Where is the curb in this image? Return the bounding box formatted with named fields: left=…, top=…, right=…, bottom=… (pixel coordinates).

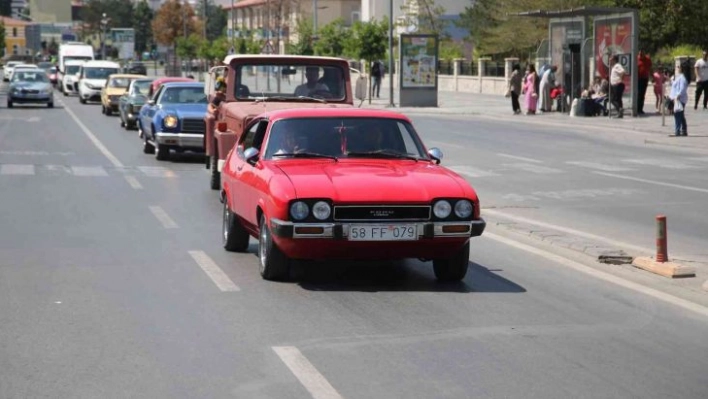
left=631, top=256, right=696, bottom=278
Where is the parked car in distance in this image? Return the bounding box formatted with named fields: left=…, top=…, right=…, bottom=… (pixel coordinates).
left=118, top=78, right=155, bottom=130
left=7, top=68, right=55, bottom=108
left=140, top=81, right=207, bottom=161
left=220, top=107, right=486, bottom=281
left=3, top=61, right=22, bottom=81
left=124, top=61, right=147, bottom=75
left=100, top=73, right=145, bottom=116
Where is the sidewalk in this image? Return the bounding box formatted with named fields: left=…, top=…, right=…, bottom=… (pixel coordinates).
left=358, top=89, right=708, bottom=151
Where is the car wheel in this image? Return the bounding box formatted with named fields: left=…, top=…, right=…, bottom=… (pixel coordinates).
left=210, top=153, right=220, bottom=190
left=155, top=142, right=169, bottom=161
left=47, top=102, right=54, bottom=108
left=433, top=241, right=470, bottom=282
left=120, top=115, right=125, bottom=128
left=80, top=97, right=86, bottom=104
left=142, top=134, right=155, bottom=154
left=137, top=121, right=143, bottom=138
left=63, top=90, right=68, bottom=97
left=106, top=107, right=112, bottom=116
left=7, top=100, right=13, bottom=108
left=223, top=200, right=249, bottom=252
left=258, top=214, right=290, bottom=281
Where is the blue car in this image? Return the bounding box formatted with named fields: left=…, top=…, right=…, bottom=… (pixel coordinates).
left=139, top=81, right=208, bottom=161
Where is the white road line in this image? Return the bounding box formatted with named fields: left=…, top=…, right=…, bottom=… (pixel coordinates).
left=62, top=102, right=124, bottom=168
left=565, top=161, right=635, bottom=172
left=71, top=166, right=108, bottom=176
left=0, top=164, right=35, bottom=175
left=621, top=158, right=700, bottom=170
left=504, top=163, right=563, bottom=174
left=497, top=153, right=543, bottom=163
left=486, top=232, right=708, bottom=318
left=124, top=176, right=143, bottom=189
left=272, top=346, right=345, bottom=399
left=137, top=166, right=177, bottom=178
left=594, top=172, right=708, bottom=194
left=149, top=206, right=179, bottom=229
left=187, top=250, right=240, bottom=292
left=483, top=208, right=652, bottom=254
left=448, top=165, right=498, bottom=178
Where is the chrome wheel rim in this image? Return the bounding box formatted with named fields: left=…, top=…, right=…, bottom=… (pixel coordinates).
left=222, top=203, right=228, bottom=244
left=259, top=219, right=267, bottom=270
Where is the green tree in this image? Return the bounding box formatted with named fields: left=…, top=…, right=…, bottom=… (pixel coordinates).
left=313, top=19, right=352, bottom=57
left=347, top=19, right=389, bottom=73
left=288, top=18, right=314, bottom=56
left=196, top=0, right=227, bottom=41
left=133, top=0, right=154, bottom=54
left=48, top=38, right=59, bottom=55
left=153, top=0, right=201, bottom=51
left=0, top=21, right=5, bottom=58
left=176, top=33, right=203, bottom=60
left=80, top=0, right=135, bottom=37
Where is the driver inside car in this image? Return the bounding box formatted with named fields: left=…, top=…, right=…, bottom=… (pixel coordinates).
left=269, top=127, right=308, bottom=156
left=294, top=66, right=329, bottom=97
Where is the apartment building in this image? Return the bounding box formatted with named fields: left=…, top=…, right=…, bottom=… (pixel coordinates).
left=1, top=16, right=31, bottom=57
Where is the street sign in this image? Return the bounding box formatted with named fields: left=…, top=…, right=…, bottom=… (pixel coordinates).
left=618, top=53, right=632, bottom=75
left=261, top=40, right=275, bottom=55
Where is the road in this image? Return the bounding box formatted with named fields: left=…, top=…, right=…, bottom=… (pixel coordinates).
left=1, top=84, right=707, bottom=398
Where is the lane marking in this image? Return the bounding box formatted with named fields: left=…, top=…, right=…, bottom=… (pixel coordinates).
left=621, top=158, right=700, bottom=170
left=187, top=250, right=240, bottom=292
left=504, top=163, right=563, bottom=174
left=497, top=153, right=543, bottom=163
left=483, top=208, right=652, bottom=254
left=428, top=140, right=464, bottom=149
left=594, top=172, right=708, bottom=194
left=272, top=346, right=345, bottom=399
left=0, top=164, right=35, bottom=175
left=486, top=232, right=708, bottom=318
left=138, top=166, right=177, bottom=178
left=565, top=161, right=635, bottom=172
left=62, top=101, right=124, bottom=168
left=71, top=166, right=108, bottom=176
left=149, top=206, right=179, bottom=229
left=448, top=165, right=498, bottom=178
left=124, top=175, right=143, bottom=189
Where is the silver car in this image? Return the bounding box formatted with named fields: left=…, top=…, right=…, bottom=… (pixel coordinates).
left=7, top=68, right=54, bottom=108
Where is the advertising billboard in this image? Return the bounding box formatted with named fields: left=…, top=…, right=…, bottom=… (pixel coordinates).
left=400, top=35, right=437, bottom=89
left=594, top=16, right=633, bottom=91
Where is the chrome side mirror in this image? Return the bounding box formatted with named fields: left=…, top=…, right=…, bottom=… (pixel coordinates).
left=243, top=147, right=260, bottom=165
left=428, top=147, right=443, bottom=164
left=147, top=99, right=155, bottom=106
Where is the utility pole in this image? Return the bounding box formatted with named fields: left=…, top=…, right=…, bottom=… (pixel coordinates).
left=231, top=0, right=235, bottom=49
left=388, top=0, right=395, bottom=107
left=312, top=0, right=317, bottom=55
left=101, top=13, right=110, bottom=60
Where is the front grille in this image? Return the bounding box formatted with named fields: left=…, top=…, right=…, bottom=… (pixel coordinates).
left=182, top=118, right=205, bottom=134
left=21, top=89, right=39, bottom=94
left=333, top=205, right=430, bottom=221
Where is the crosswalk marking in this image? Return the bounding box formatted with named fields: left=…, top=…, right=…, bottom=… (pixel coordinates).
left=71, top=166, right=109, bottom=176
left=448, top=165, right=499, bottom=178
left=137, top=166, right=178, bottom=178
left=565, top=161, right=635, bottom=172
left=0, top=164, right=35, bottom=175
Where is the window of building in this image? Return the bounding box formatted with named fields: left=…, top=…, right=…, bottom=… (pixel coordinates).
left=13, top=27, right=17, bottom=37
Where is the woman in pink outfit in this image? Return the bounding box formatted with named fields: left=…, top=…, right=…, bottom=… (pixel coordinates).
left=653, top=68, right=666, bottom=112
left=523, top=64, right=538, bottom=114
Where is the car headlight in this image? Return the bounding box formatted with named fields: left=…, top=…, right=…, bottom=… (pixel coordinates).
left=290, top=201, right=309, bottom=221
left=433, top=200, right=452, bottom=219
left=454, top=200, right=473, bottom=219
left=163, top=115, right=178, bottom=129
left=311, top=201, right=331, bottom=220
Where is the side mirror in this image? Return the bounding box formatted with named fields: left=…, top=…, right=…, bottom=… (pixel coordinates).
left=217, top=121, right=227, bottom=132
left=243, top=147, right=259, bottom=165
left=147, top=100, right=155, bottom=106
left=427, top=147, right=443, bottom=164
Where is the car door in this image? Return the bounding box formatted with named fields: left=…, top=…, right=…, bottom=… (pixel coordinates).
left=118, top=80, right=132, bottom=117
left=229, top=119, right=265, bottom=222
left=142, top=86, right=164, bottom=138
left=240, top=120, right=270, bottom=225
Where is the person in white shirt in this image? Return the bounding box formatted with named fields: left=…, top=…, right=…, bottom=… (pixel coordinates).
left=693, top=50, right=708, bottom=110
left=609, top=55, right=626, bottom=118
left=294, top=66, right=329, bottom=97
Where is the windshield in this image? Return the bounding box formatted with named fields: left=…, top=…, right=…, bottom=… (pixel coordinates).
left=236, top=64, right=346, bottom=101
left=131, top=80, right=153, bottom=96
left=12, top=71, right=49, bottom=83
left=85, top=67, right=119, bottom=79
left=64, top=56, right=92, bottom=63
left=66, top=65, right=81, bottom=74
left=108, top=77, right=131, bottom=88
left=158, top=86, right=207, bottom=104
left=262, top=117, right=427, bottom=160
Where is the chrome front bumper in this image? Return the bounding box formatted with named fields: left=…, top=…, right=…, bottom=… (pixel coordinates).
left=155, top=132, right=204, bottom=149
left=270, top=219, right=486, bottom=239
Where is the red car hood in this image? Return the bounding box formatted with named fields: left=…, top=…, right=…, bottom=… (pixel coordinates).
left=274, top=160, right=474, bottom=203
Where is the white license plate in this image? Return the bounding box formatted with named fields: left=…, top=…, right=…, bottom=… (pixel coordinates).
left=348, top=224, right=418, bottom=241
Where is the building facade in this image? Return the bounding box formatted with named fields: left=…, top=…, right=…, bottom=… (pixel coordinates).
left=28, top=0, right=72, bottom=23
left=1, top=16, right=31, bottom=57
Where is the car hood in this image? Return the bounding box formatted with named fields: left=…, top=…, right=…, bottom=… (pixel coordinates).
left=10, top=81, right=51, bottom=91
left=274, top=160, right=474, bottom=202
left=162, top=103, right=208, bottom=118
left=105, top=87, right=126, bottom=96
left=82, top=79, right=106, bottom=87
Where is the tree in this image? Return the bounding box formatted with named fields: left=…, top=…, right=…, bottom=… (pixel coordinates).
left=314, top=19, right=352, bottom=57
left=48, top=38, right=59, bottom=56
left=347, top=19, right=389, bottom=73
left=133, top=0, right=154, bottom=54
left=0, top=21, right=5, bottom=58
left=176, top=33, right=202, bottom=61
left=399, top=0, right=448, bottom=37
left=288, top=18, right=314, bottom=56
left=0, top=0, right=11, bottom=17
left=196, top=0, right=227, bottom=41
left=80, top=0, right=135, bottom=37
left=152, top=0, right=201, bottom=51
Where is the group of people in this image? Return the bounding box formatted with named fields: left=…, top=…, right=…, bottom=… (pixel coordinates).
left=507, top=63, right=564, bottom=115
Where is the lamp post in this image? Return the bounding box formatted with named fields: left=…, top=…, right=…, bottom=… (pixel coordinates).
left=100, top=13, right=110, bottom=60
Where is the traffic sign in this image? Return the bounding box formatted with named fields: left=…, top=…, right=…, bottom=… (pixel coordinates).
left=618, top=53, right=632, bottom=75
left=261, top=40, right=275, bottom=55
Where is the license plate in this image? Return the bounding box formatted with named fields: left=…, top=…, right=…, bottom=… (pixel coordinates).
left=348, top=224, right=418, bottom=241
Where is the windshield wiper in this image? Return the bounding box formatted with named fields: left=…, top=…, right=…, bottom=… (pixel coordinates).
left=272, top=152, right=338, bottom=161
left=346, top=150, right=420, bottom=161
left=296, top=95, right=327, bottom=103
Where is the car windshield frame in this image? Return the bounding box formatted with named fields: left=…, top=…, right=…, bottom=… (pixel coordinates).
left=157, top=86, right=207, bottom=105
left=84, top=67, right=119, bottom=80
left=131, top=80, right=153, bottom=96
left=11, top=70, right=50, bottom=83
left=261, top=117, right=429, bottom=161
left=65, top=65, right=81, bottom=74
left=235, top=63, right=347, bottom=101
left=108, top=77, right=131, bottom=88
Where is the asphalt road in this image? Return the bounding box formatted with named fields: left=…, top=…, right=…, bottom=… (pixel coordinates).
left=1, top=84, right=707, bottom=398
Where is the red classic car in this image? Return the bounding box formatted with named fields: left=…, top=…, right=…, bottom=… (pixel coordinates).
left=221, top=107, right=485, bottom=281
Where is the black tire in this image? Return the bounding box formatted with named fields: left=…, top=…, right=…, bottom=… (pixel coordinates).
left=47, top=102, right=54, bottom=108
left=79, top=97, right=86, bottom=104
left=63, top=89, right=68, bottom=97
left=101, top=104, right=105, bottom=114
left=106, top=106, right=112, bottom=116
left=433, top=241, right=470, bottom=282
left=155, top=142, right=169, bottom=161
left=258, top=214, right=290, bottom=281
left=210, top=154, right=220, bottom=190
left=142, top=134, right=155, bottom=154
left=120, top=115, right=125, bottom=128
left=223, top=200, right=249, bottom=252
left=7, top=100, right=13, bottom=108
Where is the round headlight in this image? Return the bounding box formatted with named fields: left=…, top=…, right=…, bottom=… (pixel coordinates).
left=433, top=200, right=452, bottom=219
left=290, top=201, right=309, bottom=221
left=311, top=201, right=331, bottom=220
left=164, top=115, right=178, bottom=128
left=454, top=200, right=473, bottom=219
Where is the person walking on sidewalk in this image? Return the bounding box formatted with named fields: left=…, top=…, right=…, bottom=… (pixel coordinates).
left=522, top=64, right=538, bottom=115
left=609, top=55, right=626, bottom=118
left=539, top=65, right=557, bottom=112
left=507, top=63, right=522, bottom=114
left=694, top=50, right=708, bottom=110
left=637, top=50, right=652, bottom=114
left=670, top=61, right=689, bottom=136
left=371, top=60, right=383, bottom=99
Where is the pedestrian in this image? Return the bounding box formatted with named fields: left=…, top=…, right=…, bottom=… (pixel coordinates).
left=694, top=50, right=708, bottom=110
left=538, top=65, right=557, bottom=112
left=609, top=55, right=626, bottom=118
left=637, top=50, right=652, bottom=114
left=522, top=64, right=538, bottom=115
left=371, top=60, right=383, bottom=98
left=652, top=67, right=666, bottom=112
left=507, top=63, right=522, bottom=114
left=669, top=61, right=689, bottom=136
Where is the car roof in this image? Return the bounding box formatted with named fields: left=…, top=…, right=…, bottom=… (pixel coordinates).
left=15, top=64, right=38, bottom=68
left=12, top=68, right=48, bottom=76
left=107, top=73, right=147, bottom=79
left=150, top=77, right=194, bottom=90
left=223, top=54, right=349, bottom=65
left=82, top=60, right=120, bottom=68
left=263, top=107, right=412, bottom=123
left=161, top=82, right=204, bottom=88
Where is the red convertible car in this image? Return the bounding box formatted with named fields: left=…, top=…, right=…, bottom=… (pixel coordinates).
left=221, top=108, right=485, bottom=281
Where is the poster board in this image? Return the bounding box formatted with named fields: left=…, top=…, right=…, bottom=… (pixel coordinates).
left=399, top=34, right=438, bottom=107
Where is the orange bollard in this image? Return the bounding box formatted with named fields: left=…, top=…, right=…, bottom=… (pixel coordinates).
left=656, top=215, right=668, bottom=263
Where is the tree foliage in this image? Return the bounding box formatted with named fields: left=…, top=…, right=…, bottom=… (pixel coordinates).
left=347, top=19, right=389, bottom=73
left=313, top=19, right=352, bottom=57
left=152, top=0, right=201, bottom=49
left=133, top=0, right=153, bottom=54
left=288, top=18, right=314, bottom=56
left=0, top=21, right=5, bottom=57
left=176, top=33, right=202, bottom=60
left=80, top=0, right=135, bottom=37
left=399, top=0, right=448, bottom=37
left=196, top=0, right=227, bottom=41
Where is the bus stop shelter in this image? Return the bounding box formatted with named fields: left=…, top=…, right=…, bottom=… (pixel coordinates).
left=515, top=7, right=639, bottom=117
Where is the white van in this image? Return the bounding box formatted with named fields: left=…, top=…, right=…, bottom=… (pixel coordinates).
left=58, top=42, right=94, bottom=86
left=61, top=60, right=86, bottom=95
left=76, top=60, right=120, bottom=104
